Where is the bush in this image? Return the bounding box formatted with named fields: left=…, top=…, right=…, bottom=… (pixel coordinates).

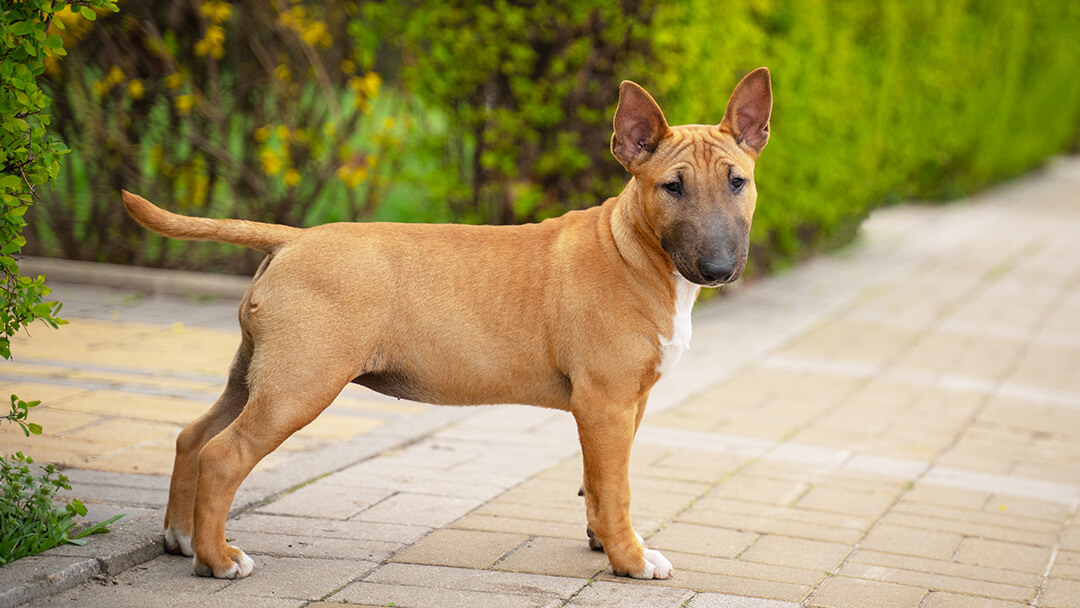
left=656, top=0, right=1080, bottom=272
left=24, top=1, right=1080, bottom=278
left=27, top=0, right=396, bottom=274
left=0, top=451, right=121, bottom=565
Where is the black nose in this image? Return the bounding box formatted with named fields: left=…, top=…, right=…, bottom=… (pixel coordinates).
left=697, top=257, right=735, bottom=284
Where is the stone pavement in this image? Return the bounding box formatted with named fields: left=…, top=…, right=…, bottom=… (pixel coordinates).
left=1, top=157, right=1079, bottom=607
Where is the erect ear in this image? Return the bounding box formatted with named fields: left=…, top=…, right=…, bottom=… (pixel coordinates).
left=611, top=81, right=670, bottom=170
left=720, top=67, right=772, bottom=158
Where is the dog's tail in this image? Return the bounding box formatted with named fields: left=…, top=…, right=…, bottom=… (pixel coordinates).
left=122, top=191, right=301, bottom=253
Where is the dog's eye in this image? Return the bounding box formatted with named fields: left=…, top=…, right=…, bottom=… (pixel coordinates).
left=730, top=176, right=746, bottom=192
left=662, top=181, right=682, bottom=196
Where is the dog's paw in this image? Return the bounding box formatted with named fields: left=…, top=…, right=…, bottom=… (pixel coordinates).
left=165, top=528, right=193, bottom=557
left=192, top=546, right=255, bottom=579
left=642, top=548, right=674, bottom=579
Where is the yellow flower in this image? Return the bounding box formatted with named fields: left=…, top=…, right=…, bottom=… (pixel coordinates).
left=254, top=126, right=270, bottom=143
left=274, top=64, right=292, bottom=83
left=200, top=0, right=232, bottom=24
left=128, top=79, right=145, bottom=100
left=260, top=148, right=283, bottom=176
left=165, top=72, right=184, bottom=89
left=275, top=124, right=291, bottom=142
left=194, top=26, right=226, bottom=59
left=106, top=66, right=125, bottom=86
left=174, top=94, right=194, bottom=115
left=283, top=168, right=300, bottom=187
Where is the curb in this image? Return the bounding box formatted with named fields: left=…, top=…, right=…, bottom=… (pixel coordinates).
left=17, top=257, right=250, bottom=300
left=0, top=512, right=164, bottom=608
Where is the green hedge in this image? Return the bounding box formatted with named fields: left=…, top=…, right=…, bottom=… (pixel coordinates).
left=26, top=1, right=1080, bottom=278
left=655, top=0, right=1080, bottom=272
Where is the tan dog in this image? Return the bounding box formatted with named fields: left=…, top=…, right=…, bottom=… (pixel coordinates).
left=122, top=68, right=771, bottom=580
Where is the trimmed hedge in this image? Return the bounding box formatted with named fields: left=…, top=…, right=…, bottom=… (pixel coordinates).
left=26, top=1, right=1080, bottom=278
left=655, top=0, right=1080, bottom=272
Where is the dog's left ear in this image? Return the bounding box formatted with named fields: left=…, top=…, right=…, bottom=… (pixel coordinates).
left=720, top=67, right=772, bottom=158
left=611, top=81, right=670, bottom=170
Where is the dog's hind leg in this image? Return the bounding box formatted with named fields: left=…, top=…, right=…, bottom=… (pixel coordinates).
left=164, top=340, right=252, bottom=557
left=188, top=345, right=353, bottom=579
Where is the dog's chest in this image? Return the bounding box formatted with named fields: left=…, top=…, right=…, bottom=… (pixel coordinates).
left=657, top=276, right=699, bottom=375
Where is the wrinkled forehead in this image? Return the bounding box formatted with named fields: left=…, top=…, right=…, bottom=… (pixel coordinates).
left=649, top=124, right=755, bottom=178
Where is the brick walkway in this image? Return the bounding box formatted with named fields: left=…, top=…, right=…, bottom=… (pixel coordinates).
left=2, top=158, right=1078, bottom=607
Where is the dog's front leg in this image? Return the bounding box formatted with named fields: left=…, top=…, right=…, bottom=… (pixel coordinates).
left=574, top=397, right=673, bottom=579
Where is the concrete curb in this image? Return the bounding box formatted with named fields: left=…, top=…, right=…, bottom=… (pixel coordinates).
left=18, top=257, right=251, bottom=300
left=0, top=512, right=163, bottom=608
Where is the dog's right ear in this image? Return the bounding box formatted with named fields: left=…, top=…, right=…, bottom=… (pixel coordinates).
left=611, top=81, right=670, bottom=170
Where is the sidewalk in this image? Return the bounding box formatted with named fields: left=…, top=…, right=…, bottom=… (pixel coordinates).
left=2, top=157, right=1079, bottom=607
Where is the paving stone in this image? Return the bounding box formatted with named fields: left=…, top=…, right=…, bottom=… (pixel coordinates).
left=634, top=569, right=811, bottom=603
left=806, top=576, right=927, bottom=608
left=218, top=555, right=375, bottom=600
left=859, top=523, right=963, bottom=560
left=846, top=549, right=1041, bottom=588
left=953, top=537, right=1054, bottom=574
left=235, top=530, right=400, bottom=562
left=892, top=501, right=1063, bottom=536
left=659, top=550, right=825, bottom=586
left=491, top=536, right=609, bottom=578
left=882, top=511, right=1059, bottom=546
left=920, top=591, right=1029, bottom=608
left=473, top=499, right=586, bottom=524
left=678, top=506, right=865, bottom=545
left=1039, top=578, right=1080, bottom=608
left=687, top=593, right=801, bottom=608
left=709, top=474, right=810, bottom=506
left=566, top=580, right=693, bottom=607
left=332, top=581, right=564, bottom=608
left=1049, top=549, right=1080, bottom=581
left=28, top=586, right=304, bottom=608
left=795, top=486, right=897, bottom=518
left=229, top=512, right=430, bottom=544
left=353, top=492, right=484, bottom=528
left=255, top=480, right=395, bottom=520
left=364, top=562, right=585, bottom=597
left=449, top=513, right=586, bottom=540
left=839, top=562, right=1033, bottom=603
left=390, top=528, right=528, bottom=569
left=114, top=554, right=229, bottom=594
left=647, top=523, right=758, bottom=559
left=738, top=535, right=850, bottom=572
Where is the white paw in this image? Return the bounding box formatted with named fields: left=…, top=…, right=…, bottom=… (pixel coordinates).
left=192, top=548, right=256, bottom=579
left=643, top=548, right=674, bottom=579
left=165, top=528, right=193, bottom=556
left=235, top=550, right=256, bottom=577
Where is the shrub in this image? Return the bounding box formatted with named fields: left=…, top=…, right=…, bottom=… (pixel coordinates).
left=0, top=450, right=120, bottom=565
left=27, top=0, right=395, bottom=274
left=23, top=1, right=1080, bottom=278
left=656, top=0, right=1080, bottom=272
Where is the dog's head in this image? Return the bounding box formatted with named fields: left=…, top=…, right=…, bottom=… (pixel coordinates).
left=611, top=68, right=772, bottom=286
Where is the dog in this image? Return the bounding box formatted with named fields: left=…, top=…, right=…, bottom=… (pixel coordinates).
left=121, top=67, right=771, bottom=580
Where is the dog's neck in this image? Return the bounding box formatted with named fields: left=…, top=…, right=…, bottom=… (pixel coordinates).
left=608, top=178, right=685, bottom=299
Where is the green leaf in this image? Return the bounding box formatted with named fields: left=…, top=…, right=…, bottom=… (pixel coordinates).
left=79, top=6, right=97, bottom=21
left=0, top=175, right=22, bottom=190
left=45, top=35, right=64, bottom=50
left=27, top=423, right=42, bottom=435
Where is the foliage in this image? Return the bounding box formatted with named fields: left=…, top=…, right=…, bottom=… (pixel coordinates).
left=368, top=0, right=658, bottom=224
left=0, top=451, right=122, bottom=565
left=28, top=0, right=397, bottom=274
left=5, top=394, right=43, bottom=437
left=656, top=0, right=1080, bottom=273
left=1, top=0, right=111, bottom=359
left=21, top=0, right=1080, bottom=278
left=2, top=0, right=123, bottom=568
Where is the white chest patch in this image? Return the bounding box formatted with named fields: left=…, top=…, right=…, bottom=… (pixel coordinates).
left=657, top=275, right=699, bottom=375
